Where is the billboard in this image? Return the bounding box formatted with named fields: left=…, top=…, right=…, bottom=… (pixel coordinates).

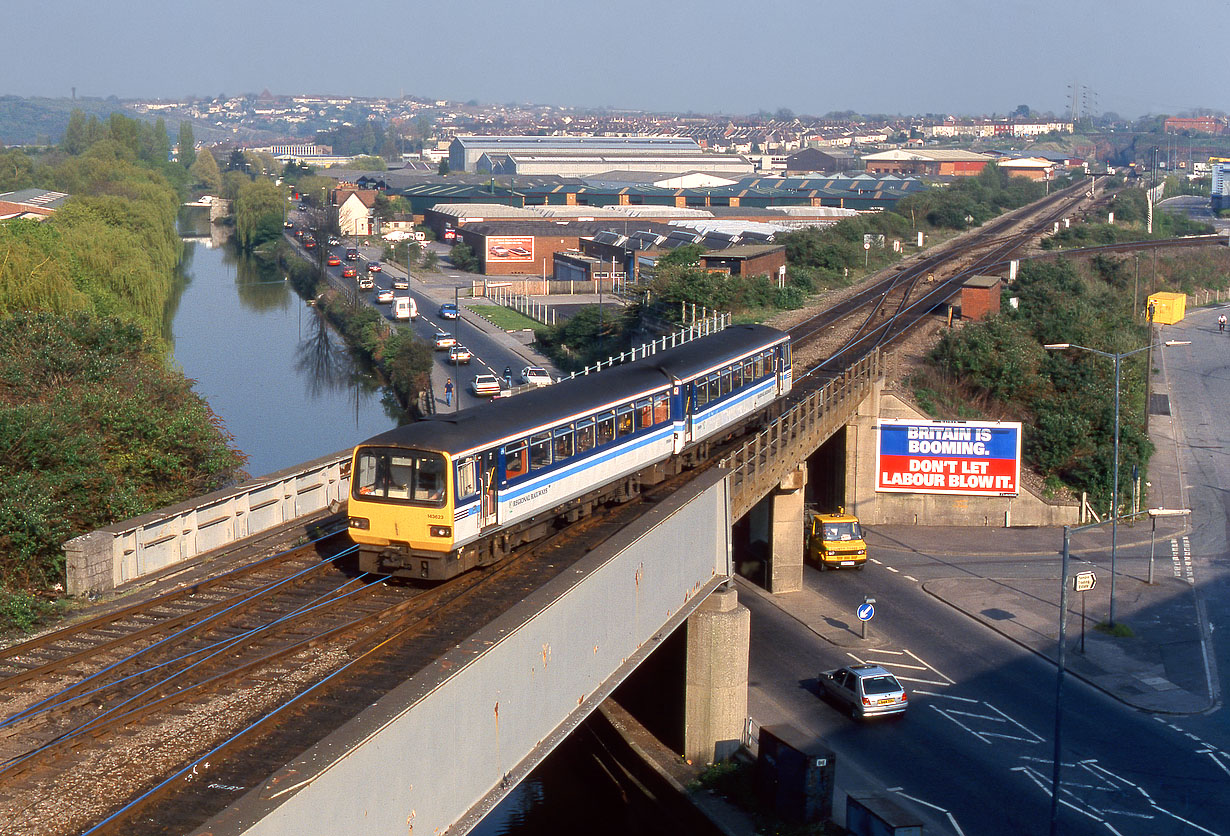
left=876, top=419, right=1021, bottom=497
left=487, top=236, right=534, bottom=263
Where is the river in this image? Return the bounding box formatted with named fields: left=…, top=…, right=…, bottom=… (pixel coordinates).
left=166, top=216, right=677, bottom=835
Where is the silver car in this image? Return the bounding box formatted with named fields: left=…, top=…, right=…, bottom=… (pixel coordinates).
left=818, top=664, right=908, bottom=719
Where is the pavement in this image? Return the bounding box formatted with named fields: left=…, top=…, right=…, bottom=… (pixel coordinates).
left=747, top=329, right=1215, bottom=716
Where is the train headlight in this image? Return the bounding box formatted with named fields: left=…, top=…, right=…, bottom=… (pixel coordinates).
left=349, top=517, right=370, bottom=530
left=429, top=525, right=452, bottom=538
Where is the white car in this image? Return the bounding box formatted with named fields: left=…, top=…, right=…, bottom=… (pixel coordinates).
left=433, top=331, right=456, bottom=350
left=472, top=374, right=501, bottom=396
left=521, top=366, right=553, bottom=387
left=376, top=289, right=395, bottom=304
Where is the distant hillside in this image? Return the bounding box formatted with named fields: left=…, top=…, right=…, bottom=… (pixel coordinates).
left=0, top=96, right=139, bottom=146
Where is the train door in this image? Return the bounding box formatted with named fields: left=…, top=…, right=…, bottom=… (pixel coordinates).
left=479, top=450, right=498, bottom=530
left=673, top=380, right=693, bottom=454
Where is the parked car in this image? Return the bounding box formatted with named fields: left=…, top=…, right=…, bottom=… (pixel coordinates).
left=449, top=345, right=472, bottom=364
left=818, top=664, right=907, bottom=719
left=342, top=266, right=358, bottom=278
left=439, top=302, right=459, bottom=319
left=358, top=276, right=375, bottom=290
left=367, top=261, right=382, bottom=273
left=327, top=255, right=341, bottom=266
left=520, top=366, right=553, bottom=387
left=471, top=373, right=501, bottom=396
left=433, top=331, right=456, bottom=350
left=376, top=289, right=395, bottom=304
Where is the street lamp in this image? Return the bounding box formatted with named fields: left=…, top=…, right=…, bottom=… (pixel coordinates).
left=1147, top=508, right=1190, bottom=584
left=1044, top=339, right=1190, bottom=625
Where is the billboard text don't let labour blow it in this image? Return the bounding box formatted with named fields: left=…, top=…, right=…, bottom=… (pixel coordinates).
left=876, top=419, right=1021, bottom=496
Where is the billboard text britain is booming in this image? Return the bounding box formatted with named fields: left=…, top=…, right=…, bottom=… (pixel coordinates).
left=486, top=236, right=534, bottom=263
left=876, top=419, right=1021, bottom=497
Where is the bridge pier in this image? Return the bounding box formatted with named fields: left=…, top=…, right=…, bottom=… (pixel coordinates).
left=768, top=463, right=807, bottom=594
left=684, top=583, right=750, bottom=765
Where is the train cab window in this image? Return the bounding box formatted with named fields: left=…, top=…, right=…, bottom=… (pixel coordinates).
left=783, top=342, right=791, bottom=367
left=616, top=405, right=634, bottom=438
left=636, top=399, right=652, bottom=430
left=530, top=432, right=553, bottom=470
left=554, top=427, right=574, bottom=460
left=596, top=411, right=616, bottom=446
left=504, top=441, right=529, bottom=480
left=576, top=418, right=596, bottom=453
left=654, top=393, right=670, bottom=424
left=354, top=448, right=447, bottom=506
left=456, top=456, right=478, bottom=499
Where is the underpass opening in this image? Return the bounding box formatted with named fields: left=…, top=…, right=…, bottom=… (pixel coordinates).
left=807, top=427, right=847, bottom=514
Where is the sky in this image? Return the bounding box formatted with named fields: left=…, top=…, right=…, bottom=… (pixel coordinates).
left=4, top=0, right=1226, bottom=119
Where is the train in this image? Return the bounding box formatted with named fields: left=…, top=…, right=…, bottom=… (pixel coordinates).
left=346, top=324, right=792, bottom=580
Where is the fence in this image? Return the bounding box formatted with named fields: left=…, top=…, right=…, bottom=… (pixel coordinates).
left=722, top=351, right=881, bottom=520
left=566, top=312, right=731, bottom=379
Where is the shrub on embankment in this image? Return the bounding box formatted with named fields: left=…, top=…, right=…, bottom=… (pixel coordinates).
left=0, top=125, right=248, bottom=633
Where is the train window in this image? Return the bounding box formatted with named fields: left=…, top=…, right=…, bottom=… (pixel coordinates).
left=743, top=359, right=755, bottom=384
left=504, top=441, right=528, bottom=480
left=783, top=342, right=791, bottom=367
left=554, top=427, right=574, bottom=460
left=576, top=418, right=595, bottom=453
left=353, top=448, right=447, bottom=506
left=456, top=456, right=478, bottom=499
left=695, top=380, right=709, bottom=408
left=596, top=411, right=616, bottom=445
left=654, top=393, right=670, bottom=424
left=530, top=432, right=553, bottom=470
left=721, top=369, right=732, bottom=397
left=707, top=374, right=719, bottom=404
left=755, top=353, right=767, bottom=379
left=731, top=363, right=743, bottom=388
left=636, top=399, right=652, bottom=430
left=616, top=405, right=634, bottom=438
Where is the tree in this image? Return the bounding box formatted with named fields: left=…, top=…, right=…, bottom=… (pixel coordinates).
left=189, top=148, right=222, bottom=194
left=437, top=159, right=450, bottom=176
left=234, top=178, right=284, bottom=250
left=1012, top=104, right=1031, bottom=119
left=178, top=121, right=196, bottom=169
left=421, top=250, right=439, bottom=272
left=226, top=148, right=248, bottom=172
left=62, top=109, right=89, bottom=155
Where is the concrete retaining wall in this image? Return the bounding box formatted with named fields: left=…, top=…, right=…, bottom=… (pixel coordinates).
left=64, top=450, right=351, bottom=597
left=848, top=385, right=1079, bottom=527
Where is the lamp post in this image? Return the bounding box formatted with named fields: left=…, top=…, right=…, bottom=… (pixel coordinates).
left=1147, top=508, right=1190, bottom=584
left=1045, top=339, right=1190, bottom=625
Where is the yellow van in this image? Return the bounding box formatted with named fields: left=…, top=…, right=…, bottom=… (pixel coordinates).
left=807, top=508, right=867, bottom=570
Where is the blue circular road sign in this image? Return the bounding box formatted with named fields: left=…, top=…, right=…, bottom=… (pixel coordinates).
left=857, top=603, right=875, bottom=622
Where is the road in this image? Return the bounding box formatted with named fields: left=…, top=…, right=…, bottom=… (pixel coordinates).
left=286, top=218, right=544, bottom=411
left=744, top=304, right=1230, bottom=835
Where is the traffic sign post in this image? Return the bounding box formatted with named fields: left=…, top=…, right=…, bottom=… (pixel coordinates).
left=1073, top=572, right=1096, bottom=653
left=858, top=596, right=875, bottom=639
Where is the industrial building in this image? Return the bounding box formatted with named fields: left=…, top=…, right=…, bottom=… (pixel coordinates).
left=449, top=135, right=706, bottom=172
left=861, top=149, right=995, bottom=177
left=1212, top=162, right=1230, bottom=212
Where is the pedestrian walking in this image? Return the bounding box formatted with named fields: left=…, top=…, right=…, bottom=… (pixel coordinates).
left=444, top=378, right=454, bottom=406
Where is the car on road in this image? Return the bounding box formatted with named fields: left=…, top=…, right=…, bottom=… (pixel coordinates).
left=392, top=276, right=408, bottom=290
left=327, top=255, right=341, bottom=266
left=448, top=345, right=472, bottom=364
left=283, top=220, right=293, bottom=229
left=471, top=373, right=501, bottom=396
left=358, top=276, right=375, bottom=290
left=342, top=266, right=358, bottom=278
left=376, top=289, right=395, bottom=304
left=433, top=331, right=456, bottom=350
left=439, top=302, right=459, bottom=319
left=297, top=203, right=307, bottom=210
left=367, top=261, right=382, bottom=273
left=345, top=248, right=359, bottom=261
left=328, top=236, right=340, bottom=246
left=520, top=366, right=553, bottom=387
left=818, top=664, right=907, bottom=719
left=304, top=238, right=316, bottom=249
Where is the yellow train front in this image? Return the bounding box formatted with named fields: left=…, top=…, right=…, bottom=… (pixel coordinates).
left=346, top=324, right=792, bottom=581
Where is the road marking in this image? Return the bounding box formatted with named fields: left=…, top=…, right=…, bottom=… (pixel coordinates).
left=931, top=705, right=991, bottom=744
left=1205, top=750, right=1230, bottom=777
left=904, top=574, right=919, bottom=582
left=913, top=690, right=977, bottom=702
left=889, top=790, right=967, bottom=836
left=886, top=566, right=900, bottom=573
left=904, top=648, right=955, bottom=684
left=984, top=702, right=1044, bottom=742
